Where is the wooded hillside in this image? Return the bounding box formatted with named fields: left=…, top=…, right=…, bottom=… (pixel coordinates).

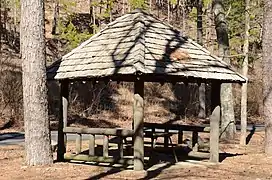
left=0, top=0, right=264, bottom=129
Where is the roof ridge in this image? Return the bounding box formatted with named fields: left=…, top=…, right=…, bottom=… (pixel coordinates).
left=132, top=12, right=146, bottom=74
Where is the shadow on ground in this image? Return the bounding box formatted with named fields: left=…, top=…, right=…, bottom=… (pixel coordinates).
left=71, top=140, right=243, bottom=180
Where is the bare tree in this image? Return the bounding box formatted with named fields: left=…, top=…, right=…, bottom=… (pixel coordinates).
left=212, top=0, right=236, bottom=139
left=240, top=0, right=249, bottom=145
left=149, top=0, right=152, bottom=13
left=52, top=0, right=59, bottom=35
left=197, top=0, right=206, bottom=119
left=21, top=0, right=53, bottom=165
left=168, top=0, right=170, bottom=22
left=182, top=0, right=186, bottom=32
left=122, top=0, right=125, bottom=14
left=263, top=0, right=272, bottom=155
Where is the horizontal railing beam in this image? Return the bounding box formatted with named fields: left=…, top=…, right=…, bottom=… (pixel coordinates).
left=64, top=127, right=134, bottom=137
left=144, top=122, right=212, bottom=133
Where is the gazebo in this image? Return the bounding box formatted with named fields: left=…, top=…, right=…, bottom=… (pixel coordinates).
left=47, top=9, right=246, bottom=170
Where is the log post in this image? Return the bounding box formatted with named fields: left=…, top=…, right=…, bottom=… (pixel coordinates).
left=210, top=106, right=220, bottom=163
left=118, top=137, right=124, bottom=158
left=57, top=80, right=69, bottom=161
left=164, top=127, right=169, bottom=148
left=89, top=134, right=95, bottom=156
left=151, top=127, right=155, bottom=148
left=103, top=135, right=109, bottom=157
left=76, top=133, right=82, bottom=154
left=210, top=81, right=221, bottom=163
left=133, top=79, right=144, bottom=171
left=178, top=129, right=183, bottom=145
left=192, top=131, right=198, bottom=151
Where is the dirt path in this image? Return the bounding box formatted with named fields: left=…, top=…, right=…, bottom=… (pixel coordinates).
left=0, top=131, right=271, bottom=180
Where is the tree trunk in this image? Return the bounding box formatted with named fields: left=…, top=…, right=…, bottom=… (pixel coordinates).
left=176, top=0, right=180, bottom=22
left=107, top=0, right=112, bottom=22
left=157, top=0, right=160, bottom=18
left=21, top=0, right=53, bottom=165
left=0, top=0, right=2, bottom=52
left=52, top=0, right=59, bottom=35
left=206, top=3, right=214, bottom=53
left=240, top=0, right=249, bottom=145
left=13, top=0, right=17, bottom=40
left=149, top=0, right=152, bottom=13
left=168, top=0, right=170, bottom=22
left=92, top=1, right=96, bottom=33
left=197, top=0, right=206, bottom=119
left=122, top=0, right=125, bottom=14
left=263, top=0, right=272, bottom=155
left=212, top=0, right=236, bottom=139
left=3, top=0, right=7, bottom=41
left=182, top=0, right=186, bottom=32
left=128, top=0, right=131, bottom=12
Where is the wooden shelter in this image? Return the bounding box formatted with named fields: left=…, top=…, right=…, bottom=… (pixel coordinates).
left=47, top=9, right=246, bottom=170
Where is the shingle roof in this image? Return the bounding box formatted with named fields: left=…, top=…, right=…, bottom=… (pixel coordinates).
left=47, top=9, right=246, bottom=83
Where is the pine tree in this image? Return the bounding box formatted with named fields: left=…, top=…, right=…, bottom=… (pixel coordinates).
left=20, top=0, right=53, bottom=165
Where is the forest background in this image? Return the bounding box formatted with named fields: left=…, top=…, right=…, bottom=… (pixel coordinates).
left=0, top=0, right=263, bottom=130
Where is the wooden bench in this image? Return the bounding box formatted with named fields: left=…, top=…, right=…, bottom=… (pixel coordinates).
left=63, top=127, right=134, bottom=163
left=144, top=122, right=211, bottom=151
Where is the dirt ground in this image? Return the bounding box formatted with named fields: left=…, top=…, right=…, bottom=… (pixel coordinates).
left=0, top=131, right=272, bottom=180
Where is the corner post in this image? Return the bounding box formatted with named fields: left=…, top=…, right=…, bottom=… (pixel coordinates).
left=133, top=79, right=144, bottom=171
left=210, top=106, right=220, bottom=163
left=57, top=80, right=69, bottom=161
left=210, top=81, right=221, bottom=163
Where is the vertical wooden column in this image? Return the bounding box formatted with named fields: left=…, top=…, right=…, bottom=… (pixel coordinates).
left=103, top=135, right=109, bottom=157
left=210, top=81, right=221, bottom=163
left=89, top=134, right=95, bottom=156
left=151, top=127, right=155, bottom=148
left=76, top=133, right=82, bottom=154
left=192, top=131, right=198, bottom=151
left=57, top=80, right=69, bottom=161
left=118, top=137, right=124, bottom=158
left=210, top=106, right=220, bottom=163
left=178, top=129, right=183, bottom=145
left=133, top=79, right=144, bottom=171
left=164, top=128, right=169, bottom=147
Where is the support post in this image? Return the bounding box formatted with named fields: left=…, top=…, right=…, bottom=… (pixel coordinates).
left=151, top=127, right=155, bottom=148
left=210, top=106, right=220, bottom=163
left=103, top=135, right=109, bottom=157
left=210, top=81, right=221, bottom=163
left=192, top=131, right=198, bottom=151
left=76, top=133, right=82, bottom=154
left=89, top=134, right=95, bottom=156
left=57, top=80, right=69, bottom=161
left=164, top=128, right=169, bottom=148
left=133, top=79, right=144, bottom=171
left=178, top=130, right=183, bottom=145
left=118, top=137, right=124, bottom=158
